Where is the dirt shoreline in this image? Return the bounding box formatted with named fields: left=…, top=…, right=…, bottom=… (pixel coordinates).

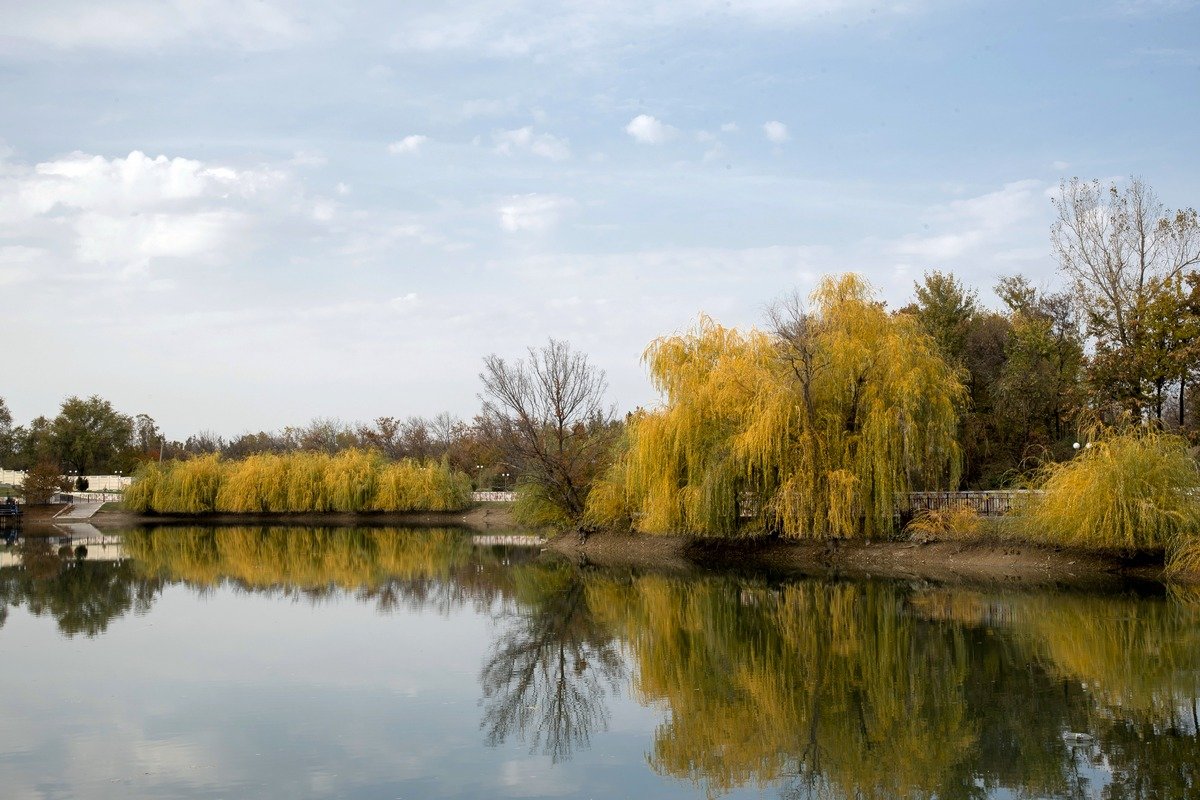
left=22, top=503, right=1189, bottom=587
left=544, top=529, right=1177, bottom=588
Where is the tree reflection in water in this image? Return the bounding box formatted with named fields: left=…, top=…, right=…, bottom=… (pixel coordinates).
left=0, top=538, right=163, bottom=637
left=479, top=564, right=625, bottom=763
left=4, top=526, right=1200, bottom=798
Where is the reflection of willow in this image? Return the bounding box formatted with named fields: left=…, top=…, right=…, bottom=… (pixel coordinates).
left=1014, top=592, right=1200, bottom=723
left=0, top=541, right=164, bottom=637
left=121, top=527, right=525, bottom=614
left=586, top=577, right=977, bottom=799
left=479, top=564, right=625, bottom=763
left=1011, top=591, right=1200, bottom=799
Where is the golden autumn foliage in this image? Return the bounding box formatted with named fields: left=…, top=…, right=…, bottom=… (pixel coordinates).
left=120, top=526, right=476, bottom=590
left=1024, top=427, right=1200, bottom=559
left=904, top=507, right=983, bottom=540
left=585, top=576, right=978, bottom=799
left=1012, top=592, right=1200, bottom=721
left=125, top=450, right=471, bottom=514
left=588, top=274, right=964, bottom=538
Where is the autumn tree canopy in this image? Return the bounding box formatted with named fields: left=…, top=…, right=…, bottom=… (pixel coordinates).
left=589, top=274, right=965, bottom=538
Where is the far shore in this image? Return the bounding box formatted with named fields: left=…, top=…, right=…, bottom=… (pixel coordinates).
left=28, top=502, right=519, bottom=531
left=14, top=503, right=1193, bottom=588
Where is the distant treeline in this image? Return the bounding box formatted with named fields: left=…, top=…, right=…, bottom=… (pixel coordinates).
left=124, top=450, right=471, bottom=514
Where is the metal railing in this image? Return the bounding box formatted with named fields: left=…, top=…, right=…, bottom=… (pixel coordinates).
left=905, top=490, right=1041, bottom=517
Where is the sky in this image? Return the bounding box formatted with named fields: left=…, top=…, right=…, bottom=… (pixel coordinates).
left=2, top=0, right=1198, bottom=437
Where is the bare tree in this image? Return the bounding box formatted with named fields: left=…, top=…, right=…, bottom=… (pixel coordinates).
left=1052, top=176, right=1200, bottom=349
left=479, top=339, right=615, bottom=518
left=767, top=290, right=828, bottom=426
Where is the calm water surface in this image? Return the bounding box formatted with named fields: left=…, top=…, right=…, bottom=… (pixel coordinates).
left=1, top=526, right=1198, bottom=799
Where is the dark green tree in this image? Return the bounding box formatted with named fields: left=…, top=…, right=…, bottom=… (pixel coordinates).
left=0, top=396, right=13, bottom=466
left=50, top=395, right=134, bottom=476
left=910, top=270, right=980, bottom=364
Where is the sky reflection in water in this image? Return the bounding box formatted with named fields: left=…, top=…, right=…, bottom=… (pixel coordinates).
left=1, top=526, right=1198, bottom=799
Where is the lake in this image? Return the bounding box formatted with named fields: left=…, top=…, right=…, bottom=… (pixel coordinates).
left=1, top=526, right=1197, bottom=799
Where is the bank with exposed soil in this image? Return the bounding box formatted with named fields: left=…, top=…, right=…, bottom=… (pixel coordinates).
left=545, top=529, right=1178, bottom=588
left=23, top=502, right=1191, bottom=587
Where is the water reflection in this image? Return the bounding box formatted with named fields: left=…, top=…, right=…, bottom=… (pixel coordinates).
left=1, top=526, right=1197, bottom=799
left=0, top=537, right=162, bottom=636
left=480, top=563, right=625, bottom=763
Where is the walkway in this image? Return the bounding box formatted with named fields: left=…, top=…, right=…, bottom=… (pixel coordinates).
left=54, top=501, right=106, bottom=520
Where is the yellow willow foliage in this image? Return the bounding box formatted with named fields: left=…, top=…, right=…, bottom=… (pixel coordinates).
left=373, top=458, right=472, bottom=512
left=286, top=451, right=333, bottom=511
left=124, top=462, right=163, bottom=513
left=584, top=576, right=977, bottom=799
left=216, top=453, right=292, bottom=512
left=121, top=526, right=476, bottom=590
left=129, top=454, right=223, bottom=513
left=1010, top=592, right=1200, bottom=723
left=904, top=507, right=983, bottom=540
left=1025, top=427, right=1200, bottom=553
left=325, top=449, right=381, bottom=512
left=582, top=458, right=630, bottom=529
left=590, top=274, right=964, bottom=538
left=126, top=449, right=471, bottom=514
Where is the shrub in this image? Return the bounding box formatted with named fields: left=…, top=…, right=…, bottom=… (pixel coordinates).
left=21, top=462, right=68, bottom=504
left=904, top=507, right=982, bottom=541
left=1025, top=427, right=1200, bottom=553
left=513, top=482, right=573, bottom=529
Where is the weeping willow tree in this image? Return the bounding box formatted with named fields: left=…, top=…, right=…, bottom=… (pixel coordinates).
left=588, top=274, right=964, bottom=538
left=125, top=450, right=471, bottom=514
left=1024, top=425, right=1200, bottom=560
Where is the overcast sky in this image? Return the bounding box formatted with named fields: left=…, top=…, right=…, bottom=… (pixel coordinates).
left=3, top=0, right=1198, bottom=437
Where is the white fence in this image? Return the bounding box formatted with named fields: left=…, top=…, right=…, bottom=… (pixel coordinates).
left=472, top=491, right=516, bottom=503
left=0, top=469, right=132, bottom=492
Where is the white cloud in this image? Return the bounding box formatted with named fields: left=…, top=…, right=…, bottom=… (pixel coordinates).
left=891, top=179, right=1046, bottom=262
left=492, top=127, right=571, bottom=160
left=625, top=114, right=676, bottom=144
left=763, top=120, right=790, bottom=143
left=720, top=122, right=740, bottom=133
left=389, top=292, right=420, bottom=310
left=335, top=182, right=351, bottom=196
left=498, top=194, right=574, bottom=232
left=311, top=199, right=337, bottom=222
left=1051, top=160, right=1071, bottom=171
left=387, top=135, right=429, bottom=155
left=0, top=149, right=292, bottom=276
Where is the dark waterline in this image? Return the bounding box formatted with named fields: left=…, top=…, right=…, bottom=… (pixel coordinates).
left=1, top=526, right=1197, bottom=799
